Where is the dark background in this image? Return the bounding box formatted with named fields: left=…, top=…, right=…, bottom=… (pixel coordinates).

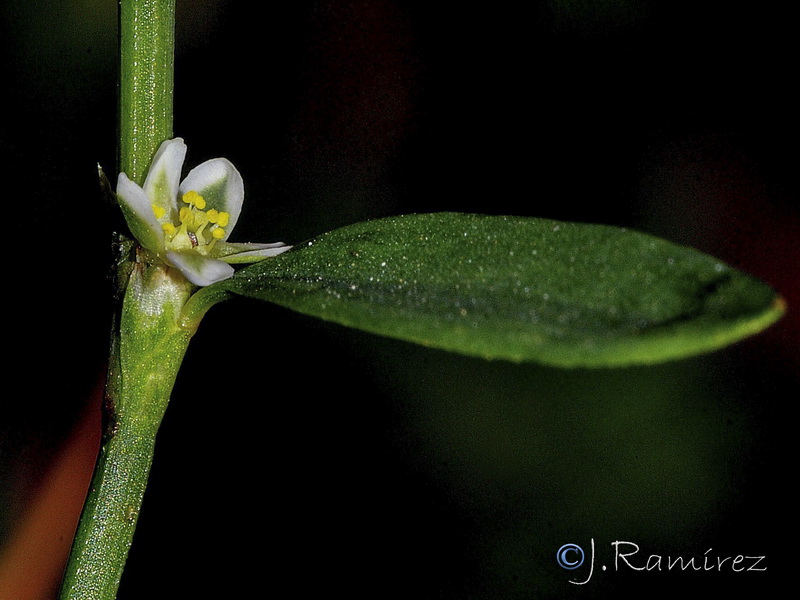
left=1, top=1, right=797, bottom=598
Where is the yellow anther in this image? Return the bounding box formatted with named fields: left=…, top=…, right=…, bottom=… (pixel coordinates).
left=217, top=211, right=230, bottom=227
left=182, top=190, right=207, bottom=209
left=152, top=205, right=166, bottom=219
left=179, top=206, right=193, bottom=224
left=206, top=209, right=219, bottom=223
left=212, top=227, right=225, bottom=239
left=162, top=223, right=176, bottom=235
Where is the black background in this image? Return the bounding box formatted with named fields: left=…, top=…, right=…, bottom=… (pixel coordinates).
left=1, top=1, right=797, bottom=598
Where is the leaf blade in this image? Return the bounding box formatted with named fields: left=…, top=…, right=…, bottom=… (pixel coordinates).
left=210, top=213, right=784, bottom=367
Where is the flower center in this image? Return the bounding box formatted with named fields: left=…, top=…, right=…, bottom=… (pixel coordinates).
left=153, top=191, right=230, bottom=255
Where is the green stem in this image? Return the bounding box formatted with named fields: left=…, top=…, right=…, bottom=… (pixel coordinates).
left=59, top=1, right=179, bottom=598
left=56, top=418, right=162, bottom=599
left=59, top=262, right=195, bottom=600
left=119, top=0, right=176, bottom=184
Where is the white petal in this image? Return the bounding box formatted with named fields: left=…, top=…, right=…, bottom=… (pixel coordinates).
left=116, top=173, right=165, bottom=252
left=166, top=251, right=235, bottom=286
left=218, top=243, right=292, bottom=264
left=179, top=158, right=244, bottom=239
left=143, top=138, right=187, bottom=215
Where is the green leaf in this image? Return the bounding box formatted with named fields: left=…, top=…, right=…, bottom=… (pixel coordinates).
left=208, top=213, right=784, bottom=367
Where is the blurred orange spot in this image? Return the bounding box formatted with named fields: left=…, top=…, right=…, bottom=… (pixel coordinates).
left=0, top=386, right=102, bottom=600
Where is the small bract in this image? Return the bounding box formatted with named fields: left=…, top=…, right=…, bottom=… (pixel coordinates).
left=116, top=137, right=290, bottom=286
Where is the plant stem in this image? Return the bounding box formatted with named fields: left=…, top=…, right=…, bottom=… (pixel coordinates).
left=59, top=1, right=179, bottom=598
left=56, top=404, right=166, bottom=599
left=59, top=262, right=194, bottom=600
left=119, top=0, right=176, bottom=184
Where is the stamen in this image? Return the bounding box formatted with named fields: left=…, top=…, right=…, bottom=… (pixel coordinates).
left=164, top=190, right=226, bottom=251
left=152, top=205, right=166, bottom=219
left=194, top=221, right=209, bottom=241
left=182, top=190, right=206, bottom=209
left=179, top=206, right=193, bottom=228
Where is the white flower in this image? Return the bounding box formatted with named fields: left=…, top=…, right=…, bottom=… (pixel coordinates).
left=116, top=138, right=290, bottom=286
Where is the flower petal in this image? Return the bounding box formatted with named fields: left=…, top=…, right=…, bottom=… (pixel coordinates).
left=116, top=173, right=165, bottom=253
left=215, top=242, right=292, bottom=264
left=166, top=250, right=235, bottom=286
left=179, top=158, right=244, bottom=239
left=143, top=138, right=187, bottom=216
